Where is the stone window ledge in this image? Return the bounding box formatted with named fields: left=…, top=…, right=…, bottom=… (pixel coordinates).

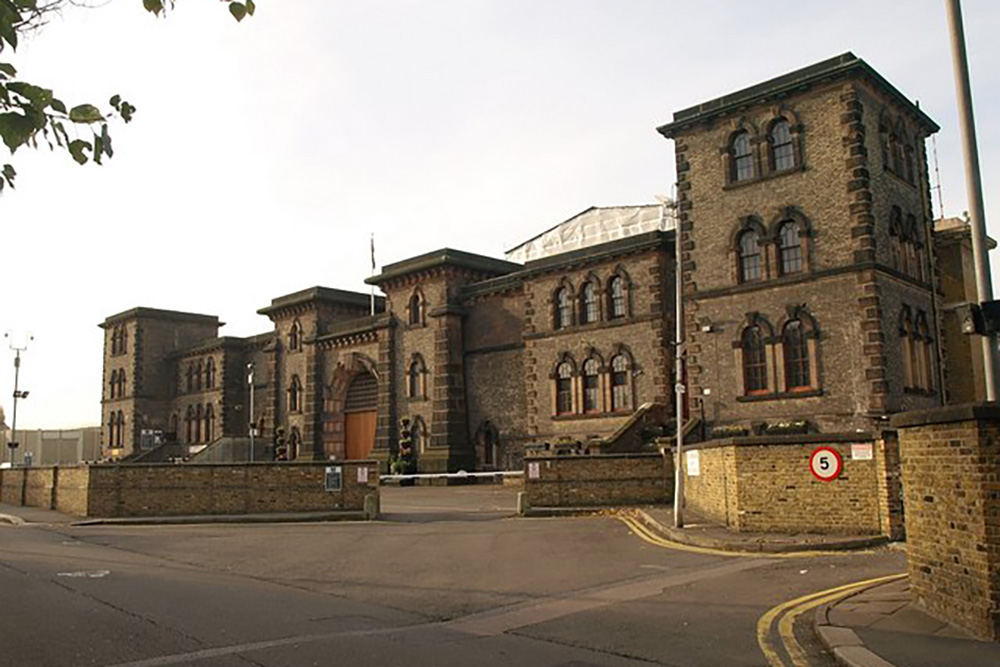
left=903, top=387, right=937, bottom=397
left=551, top=411, right=628, bottom=422
left=736, top=388, right=823, bottom=403
left=723, top=163, right=806, bottom=191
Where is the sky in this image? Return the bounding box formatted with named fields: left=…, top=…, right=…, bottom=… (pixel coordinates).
left=1, top=0, right=998, bottom=430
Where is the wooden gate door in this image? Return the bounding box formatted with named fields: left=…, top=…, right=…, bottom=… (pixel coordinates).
left=344, top=372, right=378, bottom=460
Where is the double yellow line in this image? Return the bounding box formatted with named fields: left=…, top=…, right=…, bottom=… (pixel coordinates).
left=756, top=572, right=907, bottom=667
left=617, top=513, right=872, bottom=560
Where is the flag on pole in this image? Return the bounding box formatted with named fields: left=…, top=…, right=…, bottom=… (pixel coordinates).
left=370, top=233, right=376, bottom=316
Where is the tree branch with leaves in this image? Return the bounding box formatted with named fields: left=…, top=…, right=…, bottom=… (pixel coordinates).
left=0, top=0, right=257, bottom=193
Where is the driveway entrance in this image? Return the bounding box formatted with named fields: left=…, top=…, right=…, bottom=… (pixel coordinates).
left=379, top=484, right=519, bottom=522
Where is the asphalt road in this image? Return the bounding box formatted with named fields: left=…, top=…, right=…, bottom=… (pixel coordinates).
left=0, top=486, right=906, bottom=667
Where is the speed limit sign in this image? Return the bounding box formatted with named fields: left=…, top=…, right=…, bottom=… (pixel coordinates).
left=810, top=447, right=842, bottom=482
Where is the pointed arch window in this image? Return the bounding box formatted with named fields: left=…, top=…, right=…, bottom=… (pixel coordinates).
left=554, top=286, right=573, bottom=330
left=408, top=291, right=424, bottom=326
left=110, top=370, right=118, bottom=399
left=917, top=315, right=934, bottom=392
left=889, top=207, right=903, bottom=271
left=770, top=119, right=795, bottom=171
left=411, top=417, right=427, bottom=454
left=204, top=404, right=214, bottom=443
left=186, top=406, right=195, bottom=443
left=608, top=275, right=627, bottom=319
left=610, top=354, right=633, bottom=412
left=580, top=281, right=599, bottom=325
left=777, top=220, right=802, bottom=275
left=900, top=309, right=915, bottom=390
left=555, top=361, right=574, bottom=415
left=194, top=404, right=203, bottom=443
left=738, top=230, right=762, bottom=283
left=186, top=364, right=194, bottom=393
left=742, top=326, right=768, bottom=394
left=288, top=375, right=302, bottom=412
left=289, top=320, right=301, bottom=351
left=195, top=361, right=203, bottom=391
left=732, top=131, right=754, bottom=182
left=108, top=413, right=116, bottom=448
left=116, top=410, right=125, bottom=447
left=783, top=320, right=811, bottom=391
left=582, top=357, right=601, bottom=413
left=408, top=355, right=427, bottom=400
left=118, top=370, right=127, bottom=398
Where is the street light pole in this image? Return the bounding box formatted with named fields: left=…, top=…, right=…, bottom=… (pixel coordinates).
left=945, top=0, right=998, bottom=400
left=5, top=333, right=32, bottom=466
left=673, top=201, right=685, bottom=529
left=247, top=362, right=255, bottom=463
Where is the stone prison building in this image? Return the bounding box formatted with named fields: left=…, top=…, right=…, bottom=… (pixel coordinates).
left=100, top=53, right=989, bottom=472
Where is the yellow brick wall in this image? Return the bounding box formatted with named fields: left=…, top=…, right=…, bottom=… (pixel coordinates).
left=525, top=453, right=674, bottom=507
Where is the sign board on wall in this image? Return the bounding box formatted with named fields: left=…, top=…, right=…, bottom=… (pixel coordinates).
left=357, top=466, right=369, bottom=484
left=325, top=466, right=343, bottom=492
left=809, top=447, right=843, bottom=482
left=686, top=450, right=700, bottom=476
left=851, top=443, right=873, bottom=461
left=528, top=462, right=540, bottom=479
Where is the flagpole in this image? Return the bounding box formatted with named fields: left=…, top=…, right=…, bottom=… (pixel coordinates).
left=370, top=233, right=376, bottom=316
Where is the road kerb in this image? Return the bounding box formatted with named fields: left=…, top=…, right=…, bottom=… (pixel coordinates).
left=0, top=513, right=25, bottom=526
left=812, top=577, right=909, bottom=667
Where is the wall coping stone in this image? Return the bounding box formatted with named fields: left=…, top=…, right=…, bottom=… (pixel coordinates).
left=526, top=452, right=668, bottom=463
left=889, top=401, right=1000, bottom=428
left=687, top=432, right=874, bottom=451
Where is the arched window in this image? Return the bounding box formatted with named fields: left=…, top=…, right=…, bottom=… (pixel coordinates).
left=111, top=327, right=119, bottom=355
left=169, top=413, right=178, bottom=437
left=195, top=361, right=203, bottom=391
left=582, top=357, right=601, bottom=413
left=288, top=428, right=300, bottom=461
left=411, top=417, right=427, bottom=454
left=608, top=275, right=627, bottom=319
left=742, top=326, right=768, bottom=394
left=108, top=413, right=116, bottom=448
left=777, top=220, right=802, bottom=275
left=204, top=404, right=214, bottom=443
left=289, top=320, right=301, bottom=351
left=205, top=358, right=215, bottom=389
left=738, top=230, right=762, bottom=282
left=917, top=314, right=933, bottom=391
left=732, top=131, right=754, bottom=182
left=186, top=364, right=194, bottom=393
left=116, top=410, right=125, bottom=447
left=555, top=361, right=574, bottom=415
left=783, top=320, right=811, bottom=391
left=770, top=119, right=795, bottom=171
left=580, top=281, right=599, bottom=325
left=899, top=309, right=914, bottom=389
left=118, top=370, right=126, bottom=398
left=110, top=369, right=118, bottom=399
left=610, top=354, right=632, bottom=412
left=904, top=145, right=915, bottom=184
left=889, top=207, right=903, bottom=271
left=554, top=285, right=573, bottom=330
left=408, top=355, right=426, bottom=399
left=120, top=327, right=128, bottom=355
left=289, top=375, right=302, bottom=412
left=186, top=405, right=194, bottom=443
left=194, top=404, right=203, bottom=443
left=408, top=291, right=424, bottom=326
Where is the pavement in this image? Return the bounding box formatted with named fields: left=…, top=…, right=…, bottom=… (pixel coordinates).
left=0, top=502, right=369, bottom=526
left=637, top=505, right=888, bottom=553
left=815, top=577, right=1000, bottom=667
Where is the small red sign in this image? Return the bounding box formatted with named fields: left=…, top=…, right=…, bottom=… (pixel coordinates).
left=810, top=447, right=843, bottom=482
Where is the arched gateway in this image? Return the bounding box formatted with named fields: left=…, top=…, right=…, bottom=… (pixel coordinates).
left=343, top=371, right=377, bottom=460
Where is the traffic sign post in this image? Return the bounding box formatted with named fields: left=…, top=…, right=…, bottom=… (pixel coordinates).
left=809, top=447, right=843, bottom=482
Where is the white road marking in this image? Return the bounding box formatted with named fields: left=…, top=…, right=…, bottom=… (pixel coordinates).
left=57, top=570, right=111, bottom=578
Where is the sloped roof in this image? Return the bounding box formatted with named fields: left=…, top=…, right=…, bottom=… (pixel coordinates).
left=505, top=204, right=676, bottom=264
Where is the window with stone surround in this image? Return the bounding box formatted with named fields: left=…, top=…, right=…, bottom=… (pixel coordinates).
left=782, top=320, right=810, bottom=391
left=289, top=320, right=302, bottom=351
left=770, top=119, right=795, bottom=172
left=580, top=280, right=599, bottom=325
left=288, top=374, right=302, bottom=413
left=555, top=361, right=574, bottom=415
left=194, top=404, right=203, bottom=442
left=411, top=416, right=427, bottom=454
left=901, top=307, right=934, bottom=392
left=583, top=357, right=601, bottom=413
left=777, top=219, right=803, bottom=276
left=608, top=274, right=628, bottom=319
left=116, top=410, right=124, bottom=447
left=408, top=289, right=425, bottom=327
left=408, top=354, right=427, bottom=400
left=610, top=354, right=633, bottom=412
left=205, top=358, right=216, bottom=389
left=554, top=284, right=573, bottom=330
left=742, top=325, right=768, bottom=394
left=107, top=413, right=116, bottom=448
left=732, top=131, right=754, bottom=182
left=186, top=405, right=194, bottom=443
left=204, top=404, right=214, bottom=443
left=917, top=314, right=934, bottom=392
left=186, top=364, right=194, bottom=393
left=110, top=369, right=118, bottom=399
left=118, top=370, right=126, bottom=398
left=738, top=229, right=763, bottom=283
left=195, top=360, right=203, bottom=391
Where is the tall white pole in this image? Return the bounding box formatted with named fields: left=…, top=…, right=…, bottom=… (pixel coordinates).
left=247, top=362, right=255, bottom=463
left=673, top=205, right=685, bottom=528
left=945, top=0, right=998, bottom=400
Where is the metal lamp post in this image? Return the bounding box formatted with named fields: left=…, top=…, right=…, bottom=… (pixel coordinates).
left=247, top=362, right=255, bottom=463
left=5, top=333, right=32, bottom=466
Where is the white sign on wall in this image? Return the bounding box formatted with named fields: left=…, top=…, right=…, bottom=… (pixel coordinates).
left=851, top=443, right=873, bottom=461
left=686, top=450, right=701, bottom=476
left=528, top=462, right=540, bottom=479
left=357, top=466, right=369, bottom=484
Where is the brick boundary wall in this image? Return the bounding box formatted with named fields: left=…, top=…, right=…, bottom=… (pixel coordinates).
left=1, top=461, right=379, bottom=518
left=524, top=452, right=674, bottom=508
left=892, top=403, right=1000, bottom=641
left=681, top=433, right=898, bottom=535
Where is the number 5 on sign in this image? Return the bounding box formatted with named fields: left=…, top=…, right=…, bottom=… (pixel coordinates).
left=810, top=447, right=842, bottom=482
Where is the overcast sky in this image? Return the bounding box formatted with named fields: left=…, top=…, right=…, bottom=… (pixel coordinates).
left=1, top=0, right=998, bottom=430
